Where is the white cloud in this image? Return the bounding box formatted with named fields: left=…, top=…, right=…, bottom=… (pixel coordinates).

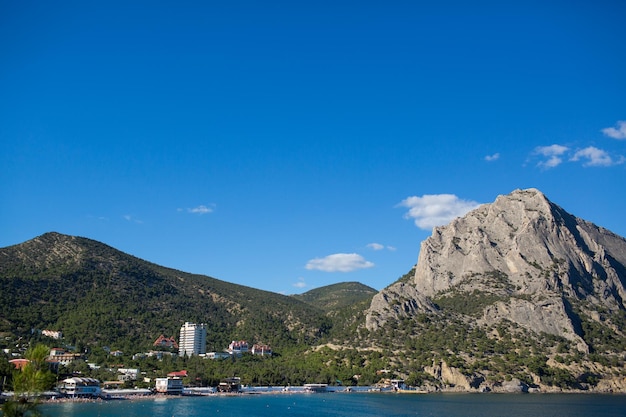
left=570, top=146, right=621, bottom=167
left=398, top=194, right=481, bottom=230
left=535, top=144, right=569, bottom=168
left=367, top=242, right=396, bottom=251
left=532, top=143, right=623, bottom=169
left=602, top=121, right=626, bottom=140
left=484, top=153, right=500, bottom=161
left=293, top=277, right=307, bottom=289
left=187, top=204, right=214, bottom=214
left=305, top=253, right=374, bottom=273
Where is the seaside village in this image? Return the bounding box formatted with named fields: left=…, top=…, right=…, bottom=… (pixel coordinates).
left=3, top=322, right=301, bottom=399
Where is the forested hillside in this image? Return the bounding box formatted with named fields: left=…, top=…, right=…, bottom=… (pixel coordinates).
left=0, top=232, right=331, bottom=353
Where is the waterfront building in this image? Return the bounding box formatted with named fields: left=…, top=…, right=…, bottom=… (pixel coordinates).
left=155, top=377, right=183, bottom=394
left=217, top=377, right=241, bottom=392
left=58, top=377, right=101, bottom=397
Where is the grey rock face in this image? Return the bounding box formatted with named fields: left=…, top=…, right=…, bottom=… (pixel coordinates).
left=366, top=189, right=626, bottom=350
left=365, top=279, right=438, bottom=330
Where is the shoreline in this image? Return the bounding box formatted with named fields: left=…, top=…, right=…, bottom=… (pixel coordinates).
left=30, top=386, right=626, bottom=404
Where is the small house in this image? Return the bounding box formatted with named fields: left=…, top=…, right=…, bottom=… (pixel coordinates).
left=227, top=340, right=248, bottom=354
left=251, top=344, right=272, bottom=356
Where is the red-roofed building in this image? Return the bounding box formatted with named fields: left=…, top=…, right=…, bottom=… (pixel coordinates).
left=48, top=348, right=82, bottom=366
left=167, top=370, right=188, bottom=378
left=154, top=335, right=179, bottom=349
left=228, top=340, right=248, bottom=353
left=9, top=358, right=30, bottom=370
left=251, top=344, right=272, bottom=356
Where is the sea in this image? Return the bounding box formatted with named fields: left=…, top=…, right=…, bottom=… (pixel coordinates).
left=40, top=392, right=626, bottom=417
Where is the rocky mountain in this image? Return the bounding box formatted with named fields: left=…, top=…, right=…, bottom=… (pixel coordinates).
left=364, top=188, right=626, bottom=391
left=0, top=232, right=331, bottom=352
left=2, top=189, right=626, bottom=392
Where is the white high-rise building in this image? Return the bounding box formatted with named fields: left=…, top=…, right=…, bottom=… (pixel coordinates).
left=178, top=322, right=206, bottom=356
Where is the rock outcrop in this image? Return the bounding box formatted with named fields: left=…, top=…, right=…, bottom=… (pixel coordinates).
left=424, top=361, right=477, bottom=390
left=366, top=188, right=626, bottom=353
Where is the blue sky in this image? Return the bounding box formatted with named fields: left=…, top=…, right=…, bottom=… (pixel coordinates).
left=1, top=1, right=625, bottom=294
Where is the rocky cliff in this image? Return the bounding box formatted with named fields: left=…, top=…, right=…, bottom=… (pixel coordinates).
left=366, top=188, right=626, bottom=354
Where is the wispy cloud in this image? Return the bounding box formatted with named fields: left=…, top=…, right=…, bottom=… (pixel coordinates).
left=484, top=153, right=500, bottom=161
left=181, top=204, right=215, bottom=214
left=86, top=215, right=109, bottom=222
left=398, top=194, right=481, bottom=230
left=305, top=253, right=374, bottom=272
left=570, top=146, right=623, bottom=167
left=367, top=242, right=396, bottom=251
left=123, top=214, right=143, bottom=224
left=532, top=144, right=623, bottom=169
left=535, top=144, right=569, bottom=168
left=602, top=121, right=626, bottom=140
left=293, top=277, right=307, bottom=289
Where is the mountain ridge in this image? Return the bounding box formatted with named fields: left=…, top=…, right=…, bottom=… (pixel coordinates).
left=0, top=232, right=332, bottom=352
left=2, top=188, right=626, bottom=392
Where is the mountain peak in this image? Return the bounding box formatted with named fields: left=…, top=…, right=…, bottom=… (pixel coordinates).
left=366, top=188, right=626, bottom=352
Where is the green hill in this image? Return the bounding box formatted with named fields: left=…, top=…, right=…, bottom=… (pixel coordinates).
left=0, top=232, right=330, bottom=353
left=292, top=282, right=377, bottom=313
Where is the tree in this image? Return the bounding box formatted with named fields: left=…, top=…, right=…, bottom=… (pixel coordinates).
left=1, top=344, right=54, bottom=417
left=0, top=399, right=43, bottom=417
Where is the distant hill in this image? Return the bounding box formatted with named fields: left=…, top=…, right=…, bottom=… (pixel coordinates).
left=293, top=282, right=377, bottom=313
left=0, top=232, right=331, bottom=352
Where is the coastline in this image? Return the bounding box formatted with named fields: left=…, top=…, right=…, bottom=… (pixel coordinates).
left=35, top=390, right=626, bottom=417
left=30, top=384, right=626, bottom=405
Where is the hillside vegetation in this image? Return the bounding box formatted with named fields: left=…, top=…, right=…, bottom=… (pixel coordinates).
left=292, top=281, right=377, bottom=313
left=0, top=232, right=330, bottom=354
left=3, top=188, right=626, bottom=394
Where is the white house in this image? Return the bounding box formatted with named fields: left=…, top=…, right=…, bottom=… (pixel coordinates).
left=204, top=352, right=232, bottom=360
left=117, top=368, right=139, bottom=381
left=227, top=340, right=248, bottom=356
left=251, top=344, right=272, bottom=356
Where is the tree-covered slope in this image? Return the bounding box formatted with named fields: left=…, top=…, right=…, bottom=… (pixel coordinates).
left=292, top=282, right=377, bottom=313
left=0, top=232, right=330, bottom=352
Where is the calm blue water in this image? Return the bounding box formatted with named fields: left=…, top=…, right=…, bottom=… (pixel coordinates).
left=41, top=393, right=626, bottom=417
